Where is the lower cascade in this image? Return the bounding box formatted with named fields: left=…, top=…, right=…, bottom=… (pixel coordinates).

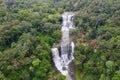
left=51, top=12, right=75, bottom=78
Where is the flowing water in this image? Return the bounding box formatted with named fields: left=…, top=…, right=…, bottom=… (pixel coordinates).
left=51, top=12, right=75, bottom=79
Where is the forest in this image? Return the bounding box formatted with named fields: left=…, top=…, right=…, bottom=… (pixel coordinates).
left=0, top=0, right=120, bottom=80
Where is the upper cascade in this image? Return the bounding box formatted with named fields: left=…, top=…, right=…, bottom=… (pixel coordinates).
left=61, top=12, right=75, bottom=31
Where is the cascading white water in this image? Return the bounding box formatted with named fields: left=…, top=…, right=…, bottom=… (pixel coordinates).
left=51, top=12, right=75, bottom=77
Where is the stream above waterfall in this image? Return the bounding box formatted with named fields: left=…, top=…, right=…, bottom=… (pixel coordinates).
left=51, top=12, right=75, bottom=79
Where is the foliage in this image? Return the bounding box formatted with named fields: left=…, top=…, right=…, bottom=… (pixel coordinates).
left=0, top=0, right=62, bottom=80
left=0, top=0, right=120, bottom=80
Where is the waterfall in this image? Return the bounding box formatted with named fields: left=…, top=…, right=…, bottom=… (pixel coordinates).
left=51, top=12, right=75, bottom=78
